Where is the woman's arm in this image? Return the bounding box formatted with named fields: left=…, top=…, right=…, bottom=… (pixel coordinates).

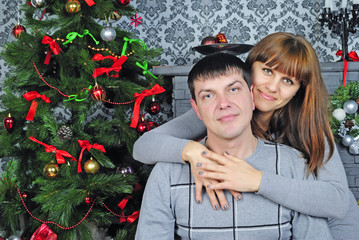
left=133, top=109, right=206, bottom=164
left=258, top=144, right=349, bottom=219
left=198, top=144, right=350, bottom=219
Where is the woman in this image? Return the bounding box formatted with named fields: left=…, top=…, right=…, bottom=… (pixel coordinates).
left=133, top=32, right=359, bottom=238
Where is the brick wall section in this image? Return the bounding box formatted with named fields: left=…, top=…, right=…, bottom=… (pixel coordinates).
left=152, top=62, right=359, bottom=200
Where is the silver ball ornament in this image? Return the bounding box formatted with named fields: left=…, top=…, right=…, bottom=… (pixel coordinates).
left=343, top=100, right=358, bottom=114
left=332, top=108, right=346, bottom=121
left=342, top=134, right=354, bottom=147
left=31, top=0, right=46, bottom=8
left=100, top=26, right=116, bottom=42
left=8, top=236, right=21, bottom=240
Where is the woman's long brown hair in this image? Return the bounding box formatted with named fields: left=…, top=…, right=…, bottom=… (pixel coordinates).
left=246, top=32, right=335, bottom=176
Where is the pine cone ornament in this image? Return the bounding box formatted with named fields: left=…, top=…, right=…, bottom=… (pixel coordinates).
left=57, top=126, right=73, bottom=141
left=356, top=97, right=359, bottom=106
left=344, top=119, right=355, bottom=130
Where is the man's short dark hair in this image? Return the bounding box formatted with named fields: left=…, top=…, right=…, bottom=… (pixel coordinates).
left=188, top=52, right=251, bottom=100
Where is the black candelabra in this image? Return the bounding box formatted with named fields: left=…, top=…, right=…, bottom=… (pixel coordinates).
left=319, top=4, right=359, bottom=60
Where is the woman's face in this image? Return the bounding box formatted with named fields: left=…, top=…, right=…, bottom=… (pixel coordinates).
left=251, top=61, right=301, bottom=116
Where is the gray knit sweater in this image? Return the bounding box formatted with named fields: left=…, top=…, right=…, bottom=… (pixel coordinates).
left=135, top=139, right=333, bottom=240
left=133, top=109, right=359, bottom=239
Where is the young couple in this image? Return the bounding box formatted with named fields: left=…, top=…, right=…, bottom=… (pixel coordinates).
left=134, top=32, right=359, bottom=239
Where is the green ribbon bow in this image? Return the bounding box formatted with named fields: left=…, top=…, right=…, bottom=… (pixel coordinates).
left=121, top=37, right=147, bottom=56
left=65, top=85, right=93, bottom=102
left=63, top=30, right=99, bottom=45
left=136, top=61, right=158, bottom=79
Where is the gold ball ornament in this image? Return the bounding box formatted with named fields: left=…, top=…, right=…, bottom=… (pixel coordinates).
left=65, top=0, right=81, bottom=14
left=44, top=162, right=60, bottom=177
left=84, top=157, right=100, bottom=174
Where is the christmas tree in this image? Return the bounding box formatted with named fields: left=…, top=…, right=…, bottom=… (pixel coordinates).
left=0, top=0, right=164, bottom=239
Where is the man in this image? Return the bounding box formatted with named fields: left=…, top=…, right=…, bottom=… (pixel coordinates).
left=135, top=52, right=332, bottom=239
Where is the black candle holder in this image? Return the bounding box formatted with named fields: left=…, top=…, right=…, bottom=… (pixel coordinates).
left=319, top=5, right=359, bottom=60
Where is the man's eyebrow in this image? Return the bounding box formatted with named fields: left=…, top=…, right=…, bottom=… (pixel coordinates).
left=226, top=80, right=244, bottom=88
left=197, top=88, right=214, bottom=96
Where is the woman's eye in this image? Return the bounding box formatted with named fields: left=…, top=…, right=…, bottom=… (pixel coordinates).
left=283, top=78, right=294, bottom=85
left=263, top=68, right=272, bottom=75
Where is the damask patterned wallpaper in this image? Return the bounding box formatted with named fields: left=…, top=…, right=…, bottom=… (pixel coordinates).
left=1, top=0, right=359, bottom=80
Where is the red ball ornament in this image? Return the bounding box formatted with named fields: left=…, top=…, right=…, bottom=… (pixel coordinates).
left=116, top=0, right=130, bottom=7
left=11, top=24, right=26, bottom=39
left=90, top=84, right=106, bottom=101
left=137, top=119, right=150, bottom=134
left=148, top=121, right=159, bottom=130
left=146, top=101, right=161, bottom=115
left=3, top=114, right=15, bottom=133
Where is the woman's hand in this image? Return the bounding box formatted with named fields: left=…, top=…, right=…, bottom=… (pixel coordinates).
left=182, top=141, right=242, bottom=210
left=197, top=151, right=263, bottom=193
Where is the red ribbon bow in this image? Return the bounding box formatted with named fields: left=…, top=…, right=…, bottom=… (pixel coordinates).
left=130, top=84, right=165, bottom=128
left=42, top=36, right=62, bottom=65
left=118, top=196, right=133, bottom=209
left=91, top=53, right=118, bottom=62
left=92, top=55, right=128, bottom=78
left=29, top=136, right=77, bottom=164
left=77, top=140, right=106, bottom=173
left=120, top=210, right=140, bottom=224
left=336, top=50, right=359, bottom=87
left=84, top=0, right=95, bottom=6
left=30, top=223, right=57, bottom=240
left=24, top=91, right=51, bottom=121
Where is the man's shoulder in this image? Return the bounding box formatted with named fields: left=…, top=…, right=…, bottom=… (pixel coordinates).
left=150, top=162, right=191, bottom=182
left=261, top=139, right=303, bottom=158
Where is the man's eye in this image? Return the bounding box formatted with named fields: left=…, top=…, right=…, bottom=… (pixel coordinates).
left=229, top=87, right=239, bottom=93
left=203, top=93, right=212, bottom=99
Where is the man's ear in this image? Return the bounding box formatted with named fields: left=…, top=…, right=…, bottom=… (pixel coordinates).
left=250, top=85, right=255, bottom=110
left=190, top=98, right=203, bottom=120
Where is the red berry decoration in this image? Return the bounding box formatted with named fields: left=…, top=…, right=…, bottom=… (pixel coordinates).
left=146, top=101, right=161, bottom=115
left=3, top=114, right=15, bottom=133
left=117, top=0, right=130, bottom=7
left=90, top=84, right=106, bottom=101
left=85, top=195, right=93, bottom=205
left=137, top=119, right=150, bottom=134
left=21, top=192, right=29, bottom=199
left=11, top=24, right=26, bottom=39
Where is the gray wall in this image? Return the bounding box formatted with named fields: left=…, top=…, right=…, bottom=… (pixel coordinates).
left=1, top=0, right=359, bottom=76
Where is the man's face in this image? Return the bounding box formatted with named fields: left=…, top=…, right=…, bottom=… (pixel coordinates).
left=190, top=71, right=254, bottom=141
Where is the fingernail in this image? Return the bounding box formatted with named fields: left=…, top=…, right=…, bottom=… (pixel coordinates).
left=236, top=195, right=242, bottom=200
left=223, top=205, right=228, bottom=210
left=199, top=171, right=204, bottom=175
left=197, top=199, right=201, bottom=204
left=202, top=151, right=208, bottom=155
left=207, top=184, right=211, bottom=189
left=225, top=151, right=230, bottom=155
left=214, top=204, right=219, bottom=210
left=197, top=163, right=202, bottom=167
